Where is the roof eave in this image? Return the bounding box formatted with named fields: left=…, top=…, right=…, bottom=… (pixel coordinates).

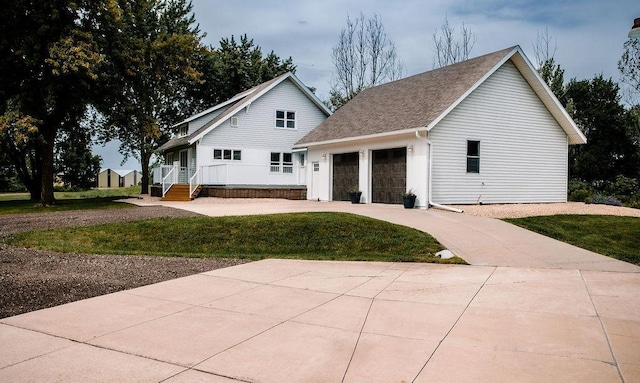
left=293, top=127, right=426, bottom=148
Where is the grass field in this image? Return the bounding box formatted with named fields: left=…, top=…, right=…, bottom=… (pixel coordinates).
left=10, top=212, right=465, bottom=264
left=505, top=215, right=640, bottom=265
left=0, top=186, right=144, bottom=215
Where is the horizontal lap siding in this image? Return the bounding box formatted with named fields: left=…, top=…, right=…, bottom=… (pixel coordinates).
left=430, top=61, right=568, bottom=204
left=200, top=80, right=326, bottom=154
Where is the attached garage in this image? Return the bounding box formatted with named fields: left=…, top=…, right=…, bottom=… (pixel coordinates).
left=332, top=152, right=359, bottom=201
left=371, top=148, right=406, bottom=204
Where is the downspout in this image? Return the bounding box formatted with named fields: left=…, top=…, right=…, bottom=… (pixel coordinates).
left=415, top=130, right=464, bottom=213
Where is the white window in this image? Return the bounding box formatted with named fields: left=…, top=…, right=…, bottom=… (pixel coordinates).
left=213, top=149, right=241, bottom=161
left=179, top=125, right=188, bottom=137
left=276, top=110, right=295, bottom=129
left=270, top=152, right=293, bottom=172
left=166, top=153, right=174, bottom=165
left=313, top=162, right=320, bottom=172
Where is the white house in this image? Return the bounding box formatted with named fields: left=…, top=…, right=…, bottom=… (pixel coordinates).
left=294, top=46, right=586, bottom=208
left=155, top=72, right=331, bottom=200
left=97, top=169, right=140, bottom=188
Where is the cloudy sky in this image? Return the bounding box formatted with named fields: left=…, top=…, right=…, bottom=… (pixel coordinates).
left=95, top=0, right=639, bottom=170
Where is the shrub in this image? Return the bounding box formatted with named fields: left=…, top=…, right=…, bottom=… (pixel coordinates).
left=606, top=175, right=639, bottom=201
left=585, top=193, right=622, bottom=206
left=569, top=189, right=591, bottom=202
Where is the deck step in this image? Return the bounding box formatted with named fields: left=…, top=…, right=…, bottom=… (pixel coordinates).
left=162, top=184, right=193, bottom=201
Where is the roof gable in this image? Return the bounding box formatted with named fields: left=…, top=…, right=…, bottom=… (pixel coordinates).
left=295, top=46, right=585, bottom=147
left=158, top=73, right=331, bottom=152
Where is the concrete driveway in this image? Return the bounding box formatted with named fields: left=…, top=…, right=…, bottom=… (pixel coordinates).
left=1, top=200, right=639, bottom=382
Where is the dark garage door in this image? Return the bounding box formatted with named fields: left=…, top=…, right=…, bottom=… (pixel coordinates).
left=332, top=152, right=359, bottom=201
left=372, top=148, right=406, bottom=204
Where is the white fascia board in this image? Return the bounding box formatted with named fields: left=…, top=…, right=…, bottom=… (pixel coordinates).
left=171, top=90, right=257, bottom=128
left=293, top=127, right=424, bottom=149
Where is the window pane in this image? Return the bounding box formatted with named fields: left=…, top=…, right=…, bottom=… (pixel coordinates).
left=223, top=149, right=231, bottom=160
left=286, top=120, right=295, bottom=129
left=467, top=141, right=479, bottom=156
left=283, top=153, right=292, bottom=163
left=276, top=110, right=285, bottom=119
left=276, top=119, right=285, bottom=128
left=213, top=149, right=222, bottom=159
left=286, top=111, right=295, bottom=120
left=467, top=158, right=480, bottom=173
left=271, top=152, right=280, bottom=163
left=299, top=153, right=305, bottom=166
left=233, top=150, right=241, bottom=161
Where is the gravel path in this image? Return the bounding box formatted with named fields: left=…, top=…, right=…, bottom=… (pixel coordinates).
left=0, top=206, right=249, bottom=319
left=451, top=202, right=640, bottom=219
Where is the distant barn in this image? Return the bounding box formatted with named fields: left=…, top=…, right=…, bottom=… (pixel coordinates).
left=97, top=169, right=140, bottom=188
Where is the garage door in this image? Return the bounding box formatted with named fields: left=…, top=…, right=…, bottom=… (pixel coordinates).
left=372, top=148, right=406, bottom=204
left=332, top=152, right=359, bottom=201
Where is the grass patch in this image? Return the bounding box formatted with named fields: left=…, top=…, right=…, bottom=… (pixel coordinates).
left=504, top=215, right=640, bottom=265
left=10, top=212, right=465, bottom=263
left=0, top=186, right=144, bottom=215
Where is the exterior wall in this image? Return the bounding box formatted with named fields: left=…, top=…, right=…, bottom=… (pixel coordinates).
left=306, top=133, right=428, bottom=207
left=97, top=170, right=109, bottom=188
left=429, top=61, right=569, bottom=204
left=122, top=171, right=139, bottom=187
left=188, top=106, right=228, bottom=135
left=196, top=79, right=327, bottom=186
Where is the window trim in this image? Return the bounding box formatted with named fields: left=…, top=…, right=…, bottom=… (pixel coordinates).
left=270, top=151, right=294, bottom=173
left=213, top=148, right=241, bottom=161
left=179, top=125, right=188, bottom=137
left=466, top=140, right=480, bottom=173
left=275, top=109, right=296, bottom=130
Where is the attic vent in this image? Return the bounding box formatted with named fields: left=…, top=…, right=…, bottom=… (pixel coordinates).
left=230, top=116, right=239, bottom=127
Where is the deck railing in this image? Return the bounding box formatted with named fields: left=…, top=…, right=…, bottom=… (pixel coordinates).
left=200, top=164, right=305, bottom=186
left=161, top=166, right=177, bottom=197
left=189, top=167, right=201, bottom=197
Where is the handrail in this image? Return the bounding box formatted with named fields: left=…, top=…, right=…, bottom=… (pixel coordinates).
left=189, top=167, right=201, bottom=198
left=162, top=166, right=176, bottom=197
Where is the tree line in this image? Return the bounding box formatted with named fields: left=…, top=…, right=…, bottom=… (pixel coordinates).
left=0, top=0, right=293, bottom=204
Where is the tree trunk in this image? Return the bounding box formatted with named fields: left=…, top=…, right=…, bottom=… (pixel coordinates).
left=40, top=125, right=57, bottom=205
left=140, top=150, right=151, bottom=194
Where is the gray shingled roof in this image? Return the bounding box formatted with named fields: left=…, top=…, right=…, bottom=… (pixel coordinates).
left=296, top=47, right=515, bottom=145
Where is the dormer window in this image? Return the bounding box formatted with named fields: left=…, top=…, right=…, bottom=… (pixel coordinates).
left=179, top=125, right=188, bottom=137
left=276, top=110, right=295, bottom=129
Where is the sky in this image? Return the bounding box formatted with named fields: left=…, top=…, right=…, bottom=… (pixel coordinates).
left=94, top=0, right=639, bottom=170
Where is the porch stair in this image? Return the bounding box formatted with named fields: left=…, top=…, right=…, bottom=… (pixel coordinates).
left=161, top=184, right=193, bottom=201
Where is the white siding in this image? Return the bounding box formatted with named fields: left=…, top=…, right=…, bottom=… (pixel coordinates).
left=188, top=106, right=228, bottom=135
left=430, top=61, right=569, bottom=204
left=200, top=79, right=326, bottom=151
left=197, top=79, right=327, bottom=185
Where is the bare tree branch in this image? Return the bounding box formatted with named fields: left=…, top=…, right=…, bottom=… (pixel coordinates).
left=532, top=27, right=558, bottom=68
left=432, top=15, right=476, bottom=68
left=329, top=13, right=404, bottom=111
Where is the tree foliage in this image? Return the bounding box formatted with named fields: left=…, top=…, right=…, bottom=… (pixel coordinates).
left=329, top=13, right=403, bottom=111
left=93, top=0, right=203, bottom=194
left=190, top=34, right=296, bottom=111
left=432, top=15, right=476, bottom=69
left=565, top=75, right=639, bottom=182
left=55, top=119, right=102, bottom=190
left=0, top=0, right=103, bottom=203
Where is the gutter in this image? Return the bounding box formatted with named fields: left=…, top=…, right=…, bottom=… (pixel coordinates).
left=415, top=130, right=464, bottom=213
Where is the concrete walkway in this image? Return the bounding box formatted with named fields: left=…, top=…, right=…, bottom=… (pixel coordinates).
left=1, top=200, right=639, bottom=382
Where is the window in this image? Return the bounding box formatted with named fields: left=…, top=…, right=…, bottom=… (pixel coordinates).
left=270, top=152, right=293, bottom=172
left=299, top=153, right=305, bottom=167
left=313, top=162, right=320, bottom=172
left=270, top=152, right=280, bottom=172
left=467, top=140, right=480, bottom=173
left=283, top=152, right=293, bottom=174
left=276, top=110, right=295, bottom=129
left=214, top=149, right=241, bottom=161
left=166, top=153, right=174, bottom=165
left=179, top=125, right=188, bottom=137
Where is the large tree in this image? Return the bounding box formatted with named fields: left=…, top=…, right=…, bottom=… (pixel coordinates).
left=190, top=35, right=296, bottom=111
left=0, top=0, right=103, bottom=204
left=93, top=0, right=203, bottom=194
left=329, top=13, right=403, bottom=111
left=565, top=75, right=639, bottom=182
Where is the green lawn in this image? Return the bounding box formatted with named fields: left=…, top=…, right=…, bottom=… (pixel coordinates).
left=10, top=212, right=465, bottom=264
left=0, top=186, right=143, bottom=215
left=505, top=215, right=640, bottom=265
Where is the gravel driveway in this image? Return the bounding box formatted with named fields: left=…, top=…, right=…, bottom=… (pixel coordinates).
left=0, top=206, right=249, bottom=319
